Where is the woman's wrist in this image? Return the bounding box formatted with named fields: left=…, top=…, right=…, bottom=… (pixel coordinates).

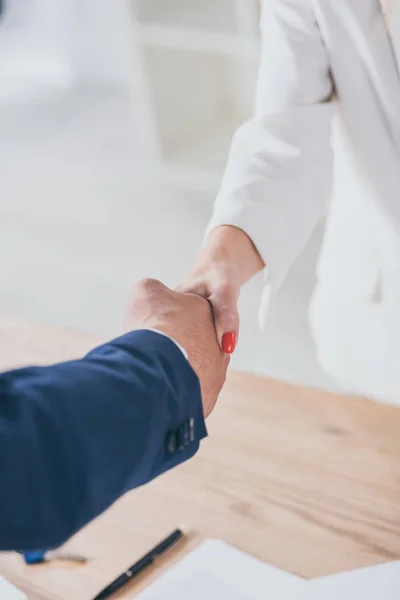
left=201, top=225, right=265, bottom=287
left=179, top=225, right=258, bottom=354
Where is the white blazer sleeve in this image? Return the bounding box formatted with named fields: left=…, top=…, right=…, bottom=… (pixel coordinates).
left=206, top=0, right=335, bottom=295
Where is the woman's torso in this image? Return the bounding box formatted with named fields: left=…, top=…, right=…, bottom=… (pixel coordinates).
left=309, top=0, right=400, bottom=403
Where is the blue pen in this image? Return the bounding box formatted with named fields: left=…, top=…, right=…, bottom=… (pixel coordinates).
left=23, top=550, right=87, bottom=565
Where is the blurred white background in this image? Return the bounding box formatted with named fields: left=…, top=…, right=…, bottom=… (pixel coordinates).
left=0, top=0, right=340, bottom=391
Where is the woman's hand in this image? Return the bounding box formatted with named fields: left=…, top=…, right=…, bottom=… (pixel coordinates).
left=178, top=226, right=265, bottom=354
left=178, top=253, right=240, bottom=355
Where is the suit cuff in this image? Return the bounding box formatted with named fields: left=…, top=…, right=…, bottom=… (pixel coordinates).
left=143, top=328, right=188, bottom=360
left=105, top=330, right=208, bottom=477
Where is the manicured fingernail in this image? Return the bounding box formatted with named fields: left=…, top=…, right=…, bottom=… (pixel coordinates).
left=222, top=332, right=237, bottom=354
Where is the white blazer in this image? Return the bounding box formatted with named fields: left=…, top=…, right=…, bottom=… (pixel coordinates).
left=207, top=0, right=400, bottom=404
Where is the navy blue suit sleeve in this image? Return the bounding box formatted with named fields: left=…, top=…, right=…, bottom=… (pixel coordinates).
left=0, top=330, right=206, bottom=551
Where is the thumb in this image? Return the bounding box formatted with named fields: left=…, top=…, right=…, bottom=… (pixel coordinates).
left=209, top=283, right=240, bottom=354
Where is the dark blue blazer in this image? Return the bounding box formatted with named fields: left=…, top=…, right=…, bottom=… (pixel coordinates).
left=0, top=330, right=206, bottom=551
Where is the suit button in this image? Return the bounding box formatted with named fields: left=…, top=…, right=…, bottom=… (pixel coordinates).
left=166, top=432, right=177, bottom=455
left=167, top=419, right=196, bottom=456
left=177, top=418, right=195, bottom=449
left=188, top=418, right=195, bottom=442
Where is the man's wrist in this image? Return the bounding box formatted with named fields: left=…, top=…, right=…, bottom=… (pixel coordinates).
left=144, top=328, right=188, bottom=360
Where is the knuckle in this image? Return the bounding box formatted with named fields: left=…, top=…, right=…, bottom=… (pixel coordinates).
left=213, top=280, right=237, bottom=306
left=181, top=280, right=209, bottom=298
left=132, top=278, right=165, bottom=301
left=130, top=278, right=164, bottom=311
left=136, top=277, right=162, bottom=292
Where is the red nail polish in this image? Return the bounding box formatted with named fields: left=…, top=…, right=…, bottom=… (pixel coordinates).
left=222, top=332, right=237, bottom=354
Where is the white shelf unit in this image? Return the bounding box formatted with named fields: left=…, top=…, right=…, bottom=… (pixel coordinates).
left=131, top=0, right=261, bottom=195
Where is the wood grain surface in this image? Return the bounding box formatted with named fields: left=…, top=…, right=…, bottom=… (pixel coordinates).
left=0, top=316, right=399, bottom=599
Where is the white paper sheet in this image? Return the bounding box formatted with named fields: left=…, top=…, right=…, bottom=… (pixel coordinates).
left=134, top=539, right=307, bottom=600
left=0, top=576, right=27, bottom=600
left=133, top=538, right=400, bottom=599
left=305, top=561, right=400, bottom=599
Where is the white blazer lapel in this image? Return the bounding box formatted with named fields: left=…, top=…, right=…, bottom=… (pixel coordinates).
left=338, top=0, right=400, bottom=145
left=318, top=0, right=400, bottom=228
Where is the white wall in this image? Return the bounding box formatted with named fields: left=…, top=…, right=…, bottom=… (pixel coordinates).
left=0, top=0, right=74, bottom=99
left=0, top=0, right=343, bottom=394
left=72, top=0, right=135, bottom=87
left=0, top=0, right=137, bottom=100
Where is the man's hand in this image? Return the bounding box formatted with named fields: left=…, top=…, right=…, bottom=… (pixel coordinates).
left=125, top=279, right=230, bottom=418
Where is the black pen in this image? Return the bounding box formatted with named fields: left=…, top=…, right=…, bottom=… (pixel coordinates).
left=92, top=527, right=185, bottom=600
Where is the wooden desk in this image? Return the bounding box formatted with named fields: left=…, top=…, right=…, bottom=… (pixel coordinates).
left=0, top=316, right=400, bottom=599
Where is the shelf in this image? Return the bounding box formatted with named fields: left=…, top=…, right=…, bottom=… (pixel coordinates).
left=143, top=47, right=256, bottom=150
left=133, top=0, right=237, bottom=34
left=137, top=26, right=260, bottom=58
left=133, top=0, right=260, bottom=57
left=134, top=2, right=260, bottom=194
left=160, top=116, right=244, bottom=193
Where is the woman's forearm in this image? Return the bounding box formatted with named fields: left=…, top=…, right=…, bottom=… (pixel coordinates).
left=202, top=225, right=265, bottom=288
left=179, top=225, right=265, bottom=353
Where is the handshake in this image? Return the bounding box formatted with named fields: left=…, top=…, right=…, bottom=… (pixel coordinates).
left=126, top=278, right=231, bottom=418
